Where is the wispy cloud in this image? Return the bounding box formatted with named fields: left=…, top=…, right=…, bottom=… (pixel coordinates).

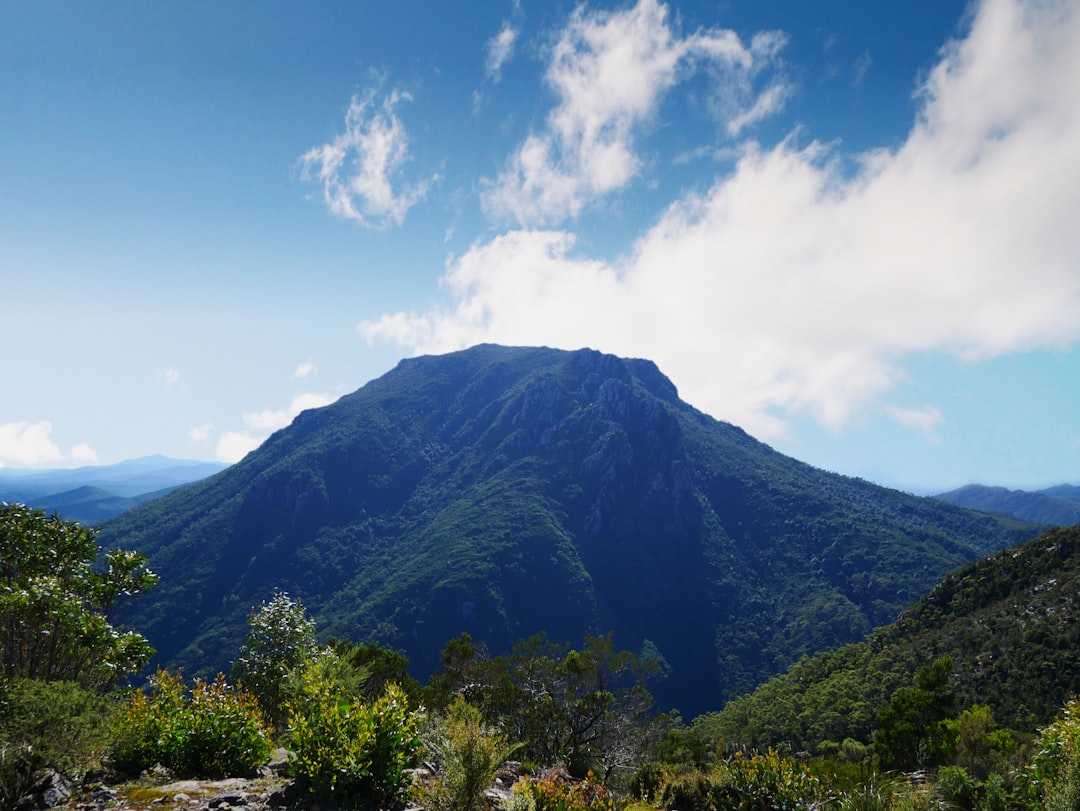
left=481, top=0, right=788, bottom=226
left=363, top=0, right=1080, bottom=440
left=887, top=405, right=944, bottom=442
left=300, top=86, right=436, bottom=229
left=486, top=21, right=518, bottom=81
left=0, top=421, right=98, bottom=468
left=293, top=360, right=318, bottom=379
left=162, top=367, right=181, bottom=390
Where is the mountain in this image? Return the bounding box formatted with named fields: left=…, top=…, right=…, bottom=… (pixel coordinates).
left=0, top=455, right=228, bottom=523
left=935, top=483, right=1080, bottom=526
left=709, top=523, right=1080, bottom=749
left=98, top=345, right=1040, bottom=716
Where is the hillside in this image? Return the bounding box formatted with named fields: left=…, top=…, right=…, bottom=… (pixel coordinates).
left=99, top=345, right=1039, bottom=716
left=935, top=483, right=1080, bottom=526
left=709, top=523, right=1080, bottom=749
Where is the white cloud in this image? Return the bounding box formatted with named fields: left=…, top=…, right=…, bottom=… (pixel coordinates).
left=486, top=22, right=518, bottom=81
left=363, top=0, right=1080, bottom=440
left=293, top=360, right=318, bottom=379
left=0, top=421, right=98, bottom=468
left=481, top=0, right=788, bottom=225
left=189, top=422, right=215, bottom=442
left=162, top=367, right=180, bottom=389
left=216, top=431, right=261, bottom=465
left=242, top=392, right=335, bottom=434
left=300, top=87, right=435, bottom=229
left=887, top=405, right=945, bottom=442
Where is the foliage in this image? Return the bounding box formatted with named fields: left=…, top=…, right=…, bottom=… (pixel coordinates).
left=711, top=525, right=1080, bottom=752
left=875, top=657, right=957, bottom=772
left=107, top=667, right=271, bottom=778
left=327, top=637, right=420, bottom=702
left=96, top=345, right=1040, bottom=717
left=287, top=673, right=422, bottom=809
left=424, top=632, right=660, bottom=784
left=0, top=678, right=112, bottom=807
left=713, top=749, right=829, bottom=811
left=416, top=696, right=520, bottom=811
left=509, top=769, right=622, bottom=811
left=0, top=503, right=157, bottom=689
left=1027, top=696, right=1080, bottom=811
left=232, top=591, right=321, bottom=730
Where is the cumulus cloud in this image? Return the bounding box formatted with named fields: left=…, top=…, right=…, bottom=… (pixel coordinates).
left=481, top=0, right=788, bottom=225
left=0, top=421, right=98, bottom=468
left=300, top=87, right=435, bottom=229
left=486, top=21, right=518, bottom=81
left=243, top=392, right=335, bottom=434
left=216, top=431, right=262, bottom=465
left=363, top=0, right=1080, bottom=440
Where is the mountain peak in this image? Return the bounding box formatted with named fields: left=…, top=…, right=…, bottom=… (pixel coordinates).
left=101, top=344, right=1039, bottom=716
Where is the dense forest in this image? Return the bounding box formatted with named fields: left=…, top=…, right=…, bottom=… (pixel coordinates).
left=4, top=503, right=1080, bottom=811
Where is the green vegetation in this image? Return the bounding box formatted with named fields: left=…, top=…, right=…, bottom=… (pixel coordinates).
left=415, top=696, right=520, bottom=811
left=706, top=524, right=1080, bottom=754
left=287, top=673, right=421, bottom=809
left=97, top=345, right=1039, bottom=716
left=232, top=590, right=321, bottom=730
left=107, top=667, right=272, bottom=778
left=0, top=503, right=157, bottom=688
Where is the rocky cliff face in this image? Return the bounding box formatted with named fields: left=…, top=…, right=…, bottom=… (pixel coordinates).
left=101, top=345, right=1038, bottom=715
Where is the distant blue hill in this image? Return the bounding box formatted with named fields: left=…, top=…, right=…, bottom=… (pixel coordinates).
left=934, top=483, right=1080, bottom=526
left=0, top=455, right=228, bottom=524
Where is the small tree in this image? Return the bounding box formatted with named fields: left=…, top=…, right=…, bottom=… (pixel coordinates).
left=418, top=696, right=520, bottom=811
left=0, top=503, right=157, bottom=689
left=232, top=591, right=320, bottom=730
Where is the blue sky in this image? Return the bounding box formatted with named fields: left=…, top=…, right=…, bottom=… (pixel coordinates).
left=2, top=0, right=1079, bottom=493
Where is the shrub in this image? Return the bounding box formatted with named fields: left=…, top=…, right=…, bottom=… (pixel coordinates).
left=288, top=675, right=422, bottom=809
left=1027, top=696, right=1080, bottom=811
left=0, top=504, right=156, bottom=689
left=232, top=591, right=321, bottom=731
left=509, top=769, right=622, bottom=811
left=0, top=677, right=112, bottom=808
left=656, top=769, right=714, bottom=811
left=108, top=668, right=271, bottom=778
left=713, top=749, right=829, bottom=811
left=416, top=696, right=520, bottom=811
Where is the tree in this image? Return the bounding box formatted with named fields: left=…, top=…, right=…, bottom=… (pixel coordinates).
left=875, top=656, right=956, bottom=771
left=232, top=591, right=320, bottom=729
left=0, top=503, right=157, bottom=689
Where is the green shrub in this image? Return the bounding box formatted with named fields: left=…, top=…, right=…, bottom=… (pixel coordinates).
left=713, top=749, right=829, bottom=811
left=935, top=764, right=976, bottom=809
left=656, top=769, right=714, bottom=811
left=233, top=592, right=321, bottom=731
left=1027, top=696, right=1080, bottom=810
left=288, top=675, right=422, bottom=809
left=509, top=769, right=621, bottom=811
left=108, top=668, right=271, bottom=778
left=0, top=677, right=112, bottom=807
left=416, top=696, right=520, bottom=811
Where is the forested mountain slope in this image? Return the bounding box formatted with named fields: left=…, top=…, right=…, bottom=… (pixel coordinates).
left=710, top=523, right=1080, bottom=749
left=100, top=345, right=1038, bottom=715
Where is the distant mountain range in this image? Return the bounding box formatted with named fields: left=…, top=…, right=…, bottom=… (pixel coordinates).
left=99, top=345, right=1041, bottom=716
left=0, top=455, right=228, bottom=524
left=934, top=483, right=1080, bottom=526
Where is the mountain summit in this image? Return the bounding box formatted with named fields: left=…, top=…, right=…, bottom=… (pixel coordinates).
left=101, top=345, right=1037, bottom=715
